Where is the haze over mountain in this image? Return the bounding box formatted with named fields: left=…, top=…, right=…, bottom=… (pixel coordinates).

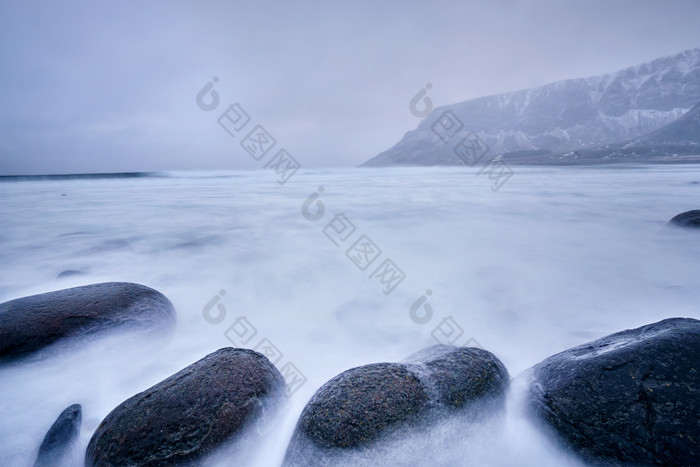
left=361, top=48, right=700, bottom=167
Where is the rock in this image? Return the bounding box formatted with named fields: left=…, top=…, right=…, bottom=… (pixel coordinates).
left=56, top=270, right=85, bottom=280
left=404, top=346, right=510, bottom=410
left=528, top=317, right=700, bottom=465
left=666, top=209, right=700, bottom=229
left=0, top=282, right=176, bottom=364
left=34, top=404, right=82, bottom=467
left=295, top=363, right=429, bottom=450
left=284, top=345, right=509, bottom=465
left=85, top=348, right=286, bottom=466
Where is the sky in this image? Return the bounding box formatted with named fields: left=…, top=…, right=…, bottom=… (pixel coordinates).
left=1, top=0, right=699, bottom=175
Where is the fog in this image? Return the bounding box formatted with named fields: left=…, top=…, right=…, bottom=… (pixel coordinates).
left=1, top=166, right=698, bottom=465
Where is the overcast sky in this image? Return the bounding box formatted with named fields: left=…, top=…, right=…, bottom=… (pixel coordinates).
left=1, top=0, right=699, bottom=175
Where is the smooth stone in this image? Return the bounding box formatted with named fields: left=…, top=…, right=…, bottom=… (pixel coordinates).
left=284, top=345, right=509, bottom=466
left=34, top=404, right=82, bottom=467
left=85, top=348, right=286, bottom=466
left=0, top=282, right=176, bottom=363
left=404, top=345, right=510, bottom=410
left=666, top=209, right=700, bottom=229
left=296, top=363, right=429, bottom=450
left=528, top=317, right=700, bottom=465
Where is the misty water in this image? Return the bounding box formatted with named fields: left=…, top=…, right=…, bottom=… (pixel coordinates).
left=1, top=165, right=699, bottom=466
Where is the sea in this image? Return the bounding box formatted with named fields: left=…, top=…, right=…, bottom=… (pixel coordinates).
left=1, top=165, right=699, bottom=466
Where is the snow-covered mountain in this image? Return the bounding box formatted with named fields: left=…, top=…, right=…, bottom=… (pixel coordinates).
left=361, top=48, right=700, bottom=167
left=522, top=100, right=700, bottom=165
left=640, top=100, right=700, bottom=145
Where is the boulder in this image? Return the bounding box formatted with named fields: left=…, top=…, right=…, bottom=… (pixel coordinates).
left=284, top=345, right=509, bottom=465
left=666, top=209, right=700, bottom=229
left=528, top=317, right=700, bottom=465
left=0, top=282, right=176, bottom=363
left=404, top=346, right=510, bottom=410
left=294, top=363, right=429, bottom=450
left=85, top=348, right=286, bottom=466
left=34, top=404, right=82, bottom=467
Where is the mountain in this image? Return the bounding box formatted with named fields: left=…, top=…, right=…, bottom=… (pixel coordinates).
left=361, top=48, right=700, bottom=167
left=641, top=100, right=700, bottom=144
left=517, top=101, right=700, bottom=164
left=492, top=100, right=700, bottom=164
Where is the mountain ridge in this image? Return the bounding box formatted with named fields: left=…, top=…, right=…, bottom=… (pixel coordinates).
left=515, top=100, right=700, bottom=165
left=362, top=48, right=700, bottom=167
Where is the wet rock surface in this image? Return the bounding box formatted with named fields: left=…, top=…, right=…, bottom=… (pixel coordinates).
left=405, top=345, right=510, bottom=410
left=528, top=317, right=700, bottom=465
left=0, top=282, right=176, bottom=363
left=34, top=404, right=81, bottom=467
left=296, top=363, right=429, bottom=450
left=85, top=348, right=286, bottom=466
left=284, top=345, right=509, bottom=466
left=667, top=209, right=700, bottom=229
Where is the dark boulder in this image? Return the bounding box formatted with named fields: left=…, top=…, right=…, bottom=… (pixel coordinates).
left=666, top=209, right=700, bottom=229
left=284, top=345, right=509, bottom=465
left=295, top=363, right=429, bottom=450
left=85, top=347, right=286, bottom=466
left=34, top=404, right=82, bottom=467
left=0, top=282, right=176, bottom=363
left=404, top=345, right=510, bottom=410
left=528, top=317, right=700, bottom=465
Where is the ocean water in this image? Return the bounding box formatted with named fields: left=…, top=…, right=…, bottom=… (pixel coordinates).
left=0, top=165, right=699, bottom=466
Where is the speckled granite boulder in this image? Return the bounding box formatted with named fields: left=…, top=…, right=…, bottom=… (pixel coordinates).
left=86, top=348, right=286, bottom=466
left=283, top=345, right=509, bottom=466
